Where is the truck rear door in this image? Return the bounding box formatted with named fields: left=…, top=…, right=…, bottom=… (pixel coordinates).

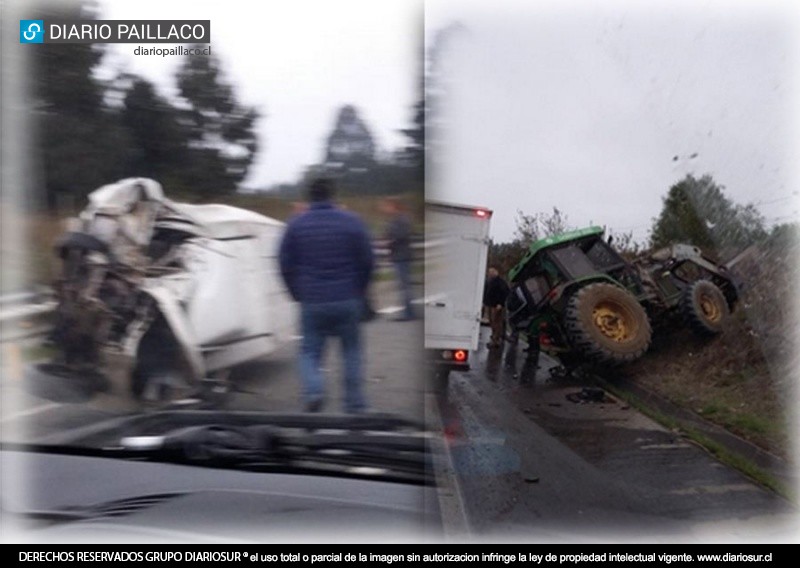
left=424, top=202, right=492, bottom=354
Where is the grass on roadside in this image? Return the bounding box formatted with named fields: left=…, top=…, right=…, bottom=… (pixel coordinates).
left=604, top=384, right=792, bottom=501
left=622, top=322, right=789, bottom=458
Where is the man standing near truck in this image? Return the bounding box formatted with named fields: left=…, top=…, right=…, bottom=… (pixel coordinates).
left=382, top=197, right=416, bottom=321
left=279, top=177, right=375, bottom=413
left=483, top=266, right=510, bottom=348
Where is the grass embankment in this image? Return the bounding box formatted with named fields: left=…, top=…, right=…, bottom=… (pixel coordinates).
left=622, top=241, right=798, bottom=461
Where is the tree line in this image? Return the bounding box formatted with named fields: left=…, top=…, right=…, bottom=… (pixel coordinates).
left=489, top=173, right=798, bottom=276
left=27, top=1, right=423, bottom=211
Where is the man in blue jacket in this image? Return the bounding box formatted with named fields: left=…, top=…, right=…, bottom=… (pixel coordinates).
left=279, top=178, right=374, bottom=413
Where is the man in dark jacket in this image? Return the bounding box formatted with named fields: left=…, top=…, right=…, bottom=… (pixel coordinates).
left=279, top=178, right=374, bottom=413
left=483, top=267, right=510, bottom=348
left=382, top=197, right=415, bottom=320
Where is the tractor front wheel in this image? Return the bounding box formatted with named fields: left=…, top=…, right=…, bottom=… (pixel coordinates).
left=564, top=283, right=652, bottom=365
left=681, top=279, right=729, bottom=336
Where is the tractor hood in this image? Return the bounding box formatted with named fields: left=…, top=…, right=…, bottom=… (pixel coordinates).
left=509, top=226, right=604, bottom=283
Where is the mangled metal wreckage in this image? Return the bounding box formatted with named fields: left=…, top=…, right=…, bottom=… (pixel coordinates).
left=41, top=178, right=296, bottom=403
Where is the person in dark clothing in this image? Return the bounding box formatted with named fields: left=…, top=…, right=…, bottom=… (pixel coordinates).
left=483, top=267, right=510, bottom=348
left=382, top=197, right=415, bottom=321
left=278, top=177, right=375, bottom=413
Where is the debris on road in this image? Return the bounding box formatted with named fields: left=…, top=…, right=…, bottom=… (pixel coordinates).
left=566, top=387, right=615, bottom=404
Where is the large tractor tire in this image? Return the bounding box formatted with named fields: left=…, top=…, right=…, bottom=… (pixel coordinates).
left=681, top=279, right=729, bottom=336
left=564, top=283, right=652, bottom=365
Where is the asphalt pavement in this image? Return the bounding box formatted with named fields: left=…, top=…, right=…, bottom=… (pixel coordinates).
left=436, top=328, right=798, bottom=543
left=3, top=280, right=798, bottom=543
left=0, top=278, right=425, bottom=443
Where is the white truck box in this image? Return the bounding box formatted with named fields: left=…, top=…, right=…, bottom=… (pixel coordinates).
left=424, top=201, right=492, bottom=377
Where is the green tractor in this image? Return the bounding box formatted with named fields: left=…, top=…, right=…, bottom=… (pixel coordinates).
left=506, top=226, right=739, bottom=366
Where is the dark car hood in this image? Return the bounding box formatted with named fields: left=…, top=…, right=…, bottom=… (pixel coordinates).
left=2, top=450, right=440, bottom=543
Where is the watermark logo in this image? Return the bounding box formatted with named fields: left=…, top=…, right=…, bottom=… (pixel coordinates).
left=17, top=20, right=210, bottom=44
left=20, top=20, right=44, bottom=43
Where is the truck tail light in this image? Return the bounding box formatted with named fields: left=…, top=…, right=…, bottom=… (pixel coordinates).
left=441, top=349, right=468, bottom=363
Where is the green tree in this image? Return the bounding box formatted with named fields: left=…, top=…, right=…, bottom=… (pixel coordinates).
left=307, top=102, right=423, bottom=198
left=400, top=96, right=424, bottom=182
left=176, top=52, right=259, bottom=196
left=604, top=229, right=642, bottom=259
left=489, top=207, right=573, bottom=276
left=425, top=22, right=465, bottom=177
left=514, top=207, right=571, bottom=243
left=488, top=240, right=528, bottom=278
left=120, top=77, right=189, bottom=185
left=650, top=174, right=767, bottom=254
left=30, top=1, right=130, bottom=210
left=767, top=222, right=800, bottom=252
left=323, top=105, right=375, bottom=171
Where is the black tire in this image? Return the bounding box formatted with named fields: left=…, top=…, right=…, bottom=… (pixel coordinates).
left=681, top=279, right=729, bottom=336
left=131, top=319, right=192, bottom=404
left=199, top=370, right=233, bottom=409
left=432, top=368, right=450, bottom=396
left=564, top=282, right=652, bottom=365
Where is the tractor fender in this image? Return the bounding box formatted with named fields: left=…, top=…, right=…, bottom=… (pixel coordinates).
left=558, top=275, right=622, bottom=303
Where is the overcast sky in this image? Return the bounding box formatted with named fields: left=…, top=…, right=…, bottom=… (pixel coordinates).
left=99, top=0, right=421, bottom=190
left=94, top=0, right=799, bottom=244
left=426, top=0, right=799, bottom=244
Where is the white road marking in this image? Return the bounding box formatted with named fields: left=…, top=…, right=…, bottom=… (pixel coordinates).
left=377, top=306, right=403, bottom=315
left=0, top=401, right=62, bottom=424
left=377, top=296, right=429, bottom=315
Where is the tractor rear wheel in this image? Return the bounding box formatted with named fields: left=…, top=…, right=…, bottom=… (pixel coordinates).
left=681, top=279, right=729, bottom=336
left=564, top=283, right=652, bottom=365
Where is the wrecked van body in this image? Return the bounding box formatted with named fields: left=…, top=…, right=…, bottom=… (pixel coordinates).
left=42, top=178, right=296, bottom=403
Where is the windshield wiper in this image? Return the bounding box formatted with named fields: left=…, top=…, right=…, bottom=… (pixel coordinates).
left=113, top=424, right=432, bottom=484
left=6, top=411, right=434, bottom=484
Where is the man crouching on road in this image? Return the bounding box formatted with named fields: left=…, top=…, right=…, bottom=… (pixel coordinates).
left=279, top=177, right=375, bottom=413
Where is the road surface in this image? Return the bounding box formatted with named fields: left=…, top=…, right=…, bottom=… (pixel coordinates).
left=3, top=283, right=797, bottom=543
left=436, top=327, right=798, bottom=542
left=0, top=278, right=425, bottom=443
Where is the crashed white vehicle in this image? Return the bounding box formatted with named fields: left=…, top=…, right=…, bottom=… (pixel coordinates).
left=40, top=178, right=296, bottom=403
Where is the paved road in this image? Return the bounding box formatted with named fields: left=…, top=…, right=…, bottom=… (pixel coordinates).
left=437, top=328, right=798, bottom=542
left=4, top=282, right=797, bottom=543
left=0, top=278, right=425, bottom=443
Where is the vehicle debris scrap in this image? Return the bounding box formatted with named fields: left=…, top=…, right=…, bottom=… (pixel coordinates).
left=565, top=387, right=615, bottom=404
left=35, top=178, right=296, bottom=404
